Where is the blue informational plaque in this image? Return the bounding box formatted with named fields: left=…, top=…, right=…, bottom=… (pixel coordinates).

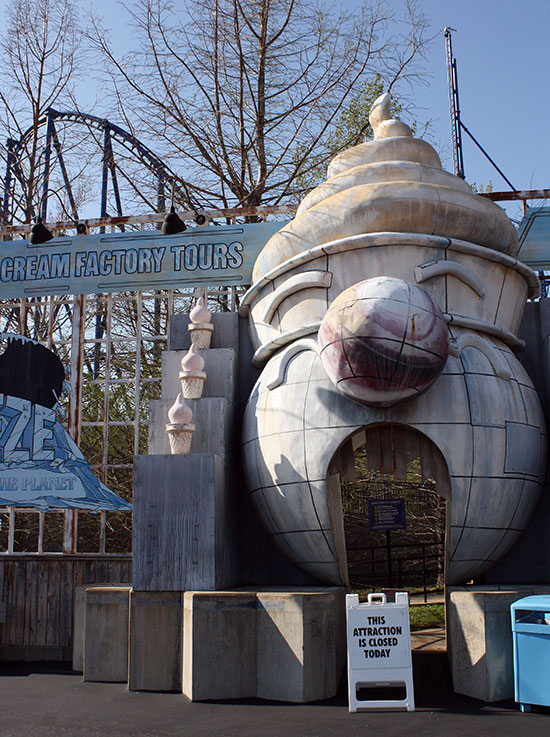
left=368, top=498, right=406, bottom=531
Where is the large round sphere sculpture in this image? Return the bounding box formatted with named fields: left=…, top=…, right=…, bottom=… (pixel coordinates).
left=318, top=277, right=450, bottom=407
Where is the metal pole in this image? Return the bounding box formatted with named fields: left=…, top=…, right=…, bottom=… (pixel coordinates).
left=101, top=293, right=112, bottom=485
left=105, top=128, right=124, bottom=224
left=386, top=530, right=393, bottom=588
left=444, top=27, right=465, bottom=179
left=100, top=126, right=109, bottom=234
left=8, top=507, right=15, bottom=553
left=157, top=173, right=165, bottom=215
left=63, top=294, right=85, bottom=555
left=422, top=544, right=428, bottom=603
left=67, top=294, right=85, bottom=447
left=459, top=121, right=517, bottom=191
left=38, top=512, right=44, bottom=554
left=65, top=260, right=86, bottom=553
left=41, top=113, right=55, bottom=221
left=2, top=138, right=15, bottom=226
left=51, top=122, right=79, bottom=221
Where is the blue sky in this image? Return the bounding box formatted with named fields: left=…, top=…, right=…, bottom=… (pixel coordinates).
left=0, top=0, right=547, bottom=221
left=407, top=0, right=549, bottom=205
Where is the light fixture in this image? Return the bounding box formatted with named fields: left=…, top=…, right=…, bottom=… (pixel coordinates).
left=161, top=206, right=186, bottom=235
left=29, top=217, right=53, bottom=245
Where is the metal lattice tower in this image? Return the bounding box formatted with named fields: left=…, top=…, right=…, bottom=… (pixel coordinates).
left=444, top=27, right=465, bottom=180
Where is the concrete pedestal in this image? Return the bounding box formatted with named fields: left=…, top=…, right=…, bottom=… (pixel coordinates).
left=83, top=586, right=131, bottom=683
left=78, top=585, right=345, bottom=699
left=183, top=587, right=346, bottom=702
left=183, top=592, right=257, bottom=700
left=73, top=583, right=131, bottom=672
left=128, top=591, right=183, bottom=692
left=73, top=585, right=87, bottom=672
left=447, top=585, right=550, bottom=702
left=148, top=397, right=231, bottom=457
left=161, top=348, right=237, bottom=405
left=133, top=453, right=239, bottom=591
left=168, top=312, right=239, bottom=352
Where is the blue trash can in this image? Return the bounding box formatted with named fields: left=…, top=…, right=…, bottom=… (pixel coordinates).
left=511, top=595, right=550, bottom=712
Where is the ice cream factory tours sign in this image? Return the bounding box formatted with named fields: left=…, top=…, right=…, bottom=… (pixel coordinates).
left=0, top=222, right=283, bottom=298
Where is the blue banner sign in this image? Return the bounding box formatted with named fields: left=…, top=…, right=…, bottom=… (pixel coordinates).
left=368, top=498, right=406, bottom=531
left=0, top=335, right=131, bottom=512
left=0, top=393, right=132, bottom=511
left=517, top=207, right=550, bottom=270
left=0, top=222, right=283, bottom=298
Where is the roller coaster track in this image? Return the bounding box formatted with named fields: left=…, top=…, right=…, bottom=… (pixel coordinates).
left=2, top=107, right=201, bottom=224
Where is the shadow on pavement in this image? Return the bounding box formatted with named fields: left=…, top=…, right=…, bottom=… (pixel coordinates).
left=3, top=650, right=550, bottom=721
left=0, top=660, right=79, bottom=677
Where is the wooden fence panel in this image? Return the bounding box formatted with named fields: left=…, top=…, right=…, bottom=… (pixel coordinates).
left=0, top=555, right=132, bottom=661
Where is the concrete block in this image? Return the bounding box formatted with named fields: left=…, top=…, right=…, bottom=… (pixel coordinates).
left=73, top=582, right=132, bottom=672
left=133, top=454, right=239, bottom=591
left=83, top=586, right=131, bottom=683
left=148, top=397, right=231, bottom=457
left=73, top=585, right=87, bottom=671
left=183, top=592, right=257, bottom=700
left=169, top=312, right=239, bottom=351
left=447, top=585, right=550, bottom=702
left=129, top=591, right=183, bottom=692
left=183, top=587, right=346, bottom=702
left=256, top=589, right=346, bottom=702
left=161, top=348, right=236, bottom=403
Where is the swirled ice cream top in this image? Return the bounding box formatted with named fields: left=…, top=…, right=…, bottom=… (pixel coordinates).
left=252, top=93, right=518, bottom=282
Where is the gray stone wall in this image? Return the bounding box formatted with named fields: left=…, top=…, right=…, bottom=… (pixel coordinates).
left=161, top=311, right=317, bottom=587
left=482, top=299, right=550, bottom=584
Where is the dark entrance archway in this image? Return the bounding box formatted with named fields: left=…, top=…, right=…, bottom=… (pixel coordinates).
left=329, top=424, right=450, bottom=594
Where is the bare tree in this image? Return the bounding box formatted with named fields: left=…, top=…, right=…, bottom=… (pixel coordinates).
left=0, top=0, right=82, bottom=224
left=91, top=0, right=430, bottom=210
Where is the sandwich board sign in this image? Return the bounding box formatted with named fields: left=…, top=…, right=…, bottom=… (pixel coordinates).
left=346, top=592, right=414, bottom=712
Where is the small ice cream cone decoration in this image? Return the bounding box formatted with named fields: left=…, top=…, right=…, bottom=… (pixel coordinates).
left=188, top=295, right=214, bottom=349
left=165, top=393, right=195, bottom=454
left=178, top=342, right=206, bottom=399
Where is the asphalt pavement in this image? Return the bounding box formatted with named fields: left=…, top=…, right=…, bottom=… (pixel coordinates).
left=2, top=649, right=550, bottom=737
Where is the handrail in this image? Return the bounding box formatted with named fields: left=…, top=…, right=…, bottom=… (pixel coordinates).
left=0, top=204, right=297, bottom=236
left=479, top=189, right=550, bottom=202
left=347, top=540, right=445, bottom=603
left=2, top=188, right=548, bottom=237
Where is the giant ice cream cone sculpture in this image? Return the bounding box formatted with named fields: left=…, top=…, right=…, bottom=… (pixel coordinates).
left=241, top=93, right=546, bottom=586
left=178, top=342, right=206, bottom=399
left=188, top=296, right=214, bottom=349
left=166, top=393, right=195, bottom=454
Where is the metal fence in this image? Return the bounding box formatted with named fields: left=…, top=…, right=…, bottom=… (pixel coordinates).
left=347, top=541, right=445, bottom=602
left=0, top=207, right=293, bottom=555
left=0, top=190, right=536, bottom=556
left=0, top=288, right=208, bottom=554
